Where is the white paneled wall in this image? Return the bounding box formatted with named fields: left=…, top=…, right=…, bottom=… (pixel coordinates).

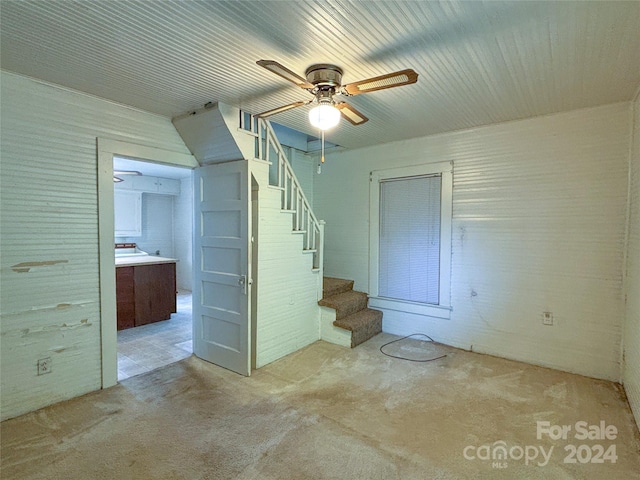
left=623, top=93, right=640, bottom=428
left=0, top=72, right=191, bottom=420
left=251, top=160, right=321, bottom=368
left=314, top=103, right=631, bottom=381
left=175, top=176, right=193, bottom=291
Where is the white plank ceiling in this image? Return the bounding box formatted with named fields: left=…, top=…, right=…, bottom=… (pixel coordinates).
left=1, top=0, right=639, bottom=150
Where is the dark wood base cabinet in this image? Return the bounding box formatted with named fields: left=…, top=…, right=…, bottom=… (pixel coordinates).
left=116, top=267, right=135, bottom=330
left=116, top=262, right=177, bottom=330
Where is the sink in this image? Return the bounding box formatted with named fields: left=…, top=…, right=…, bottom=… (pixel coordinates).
left=115, top=244, right=149, bottom=258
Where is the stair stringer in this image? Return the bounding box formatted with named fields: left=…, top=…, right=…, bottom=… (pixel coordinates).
left=250, top=159, right=323, bottom=368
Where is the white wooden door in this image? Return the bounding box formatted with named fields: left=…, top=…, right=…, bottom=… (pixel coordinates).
left=193, top=160, right=251, bottom=376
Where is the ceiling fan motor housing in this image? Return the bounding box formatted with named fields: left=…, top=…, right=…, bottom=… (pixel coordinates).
left=305, top=64, right=343, bottom=88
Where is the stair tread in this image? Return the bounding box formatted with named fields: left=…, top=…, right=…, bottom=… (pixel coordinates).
left=318, top=290, right=368, bottom=319
left=333, top=308, right=383, bottom=331
left=322, top=277, right=355, bottom=298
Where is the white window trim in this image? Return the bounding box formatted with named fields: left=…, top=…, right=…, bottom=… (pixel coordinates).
left=369, top=161, right=453, bottom=316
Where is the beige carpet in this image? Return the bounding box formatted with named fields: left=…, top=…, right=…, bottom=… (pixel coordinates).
left=2, top=334, right=639, bottom=479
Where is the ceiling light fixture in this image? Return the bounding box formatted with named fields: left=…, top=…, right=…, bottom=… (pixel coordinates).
left=308, top=103, right=340, bottom=131
left=308, top=88, right=340, bottom=131
left=113, top=170, right=141, bottom=183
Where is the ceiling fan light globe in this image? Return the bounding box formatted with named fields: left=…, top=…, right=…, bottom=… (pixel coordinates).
left=309, top=104, right=340, bottom=130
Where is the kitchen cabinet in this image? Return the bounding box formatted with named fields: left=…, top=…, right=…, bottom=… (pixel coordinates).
left=116, top=266, right=135, bottom=330
left=156, top=178, right=180, bottom=195
left=134, top=263, right=177, bottom=326
left=115, top=175, right=180, bottom=195
left=114, top=190, right=142, bottom=236
left=116, top=261, right=177, bottom=330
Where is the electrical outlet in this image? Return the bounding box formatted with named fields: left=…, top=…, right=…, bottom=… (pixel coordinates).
left=542, top=312, right=554, bottom=326
left=37, top=357, right=51, bottom=375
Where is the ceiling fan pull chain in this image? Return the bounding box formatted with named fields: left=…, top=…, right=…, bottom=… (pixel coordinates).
left=317, top=129, right=325, bottom=175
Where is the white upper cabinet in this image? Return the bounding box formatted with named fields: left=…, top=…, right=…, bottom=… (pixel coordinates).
left=114, top=190, right=142, bottom=237
left=156, top=177, right=180, bottom=195
left=115, top=175, right=180, bottom=195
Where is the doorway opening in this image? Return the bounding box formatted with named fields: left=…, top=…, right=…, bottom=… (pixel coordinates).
left=113, top=156, right=194, bottom=380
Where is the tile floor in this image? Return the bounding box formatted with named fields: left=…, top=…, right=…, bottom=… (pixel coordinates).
left=117, top=291, right=192, bottom=381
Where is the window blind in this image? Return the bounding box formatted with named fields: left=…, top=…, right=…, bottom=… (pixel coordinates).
left=379, top=175, right=441, bottom=304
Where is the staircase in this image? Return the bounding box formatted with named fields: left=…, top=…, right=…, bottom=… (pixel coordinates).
left=174, top=104, right=380, bottom=357
left=251, top=116, right=323, bottom=272
left=173, top=103, right=326, bottom=367
left=319, top=277, right=382, bottom=348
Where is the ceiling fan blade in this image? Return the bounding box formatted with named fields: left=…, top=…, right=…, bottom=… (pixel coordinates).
left=113, top=170, right=142, bottom=176
left=256, top=60, right=314, bottom=90
left=341, top=69, right=418, bottom=96
left=255, top=101, right=309, bottom=118
left=335, top=102, right=369, bottom=125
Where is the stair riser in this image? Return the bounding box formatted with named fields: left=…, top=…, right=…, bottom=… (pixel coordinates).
left=351, top=316, right=382, bottom=348
left=334, top=295, right=368, bottom=320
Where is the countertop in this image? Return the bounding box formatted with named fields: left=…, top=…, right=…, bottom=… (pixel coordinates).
left=116, top=255, right=178, bottom=267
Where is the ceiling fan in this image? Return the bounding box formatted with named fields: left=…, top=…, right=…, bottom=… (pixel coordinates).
left=255, top=60, right=419, bottom=130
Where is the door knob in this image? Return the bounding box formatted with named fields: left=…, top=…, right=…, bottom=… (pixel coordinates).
left=238, top=275, right=248, bottom=295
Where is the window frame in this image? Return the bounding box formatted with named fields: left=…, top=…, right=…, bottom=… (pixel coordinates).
left=369, top=162, right=453, bottom=319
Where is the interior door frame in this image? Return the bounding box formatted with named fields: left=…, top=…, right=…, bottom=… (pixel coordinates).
left=97, top=138, right=197, bottom=388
